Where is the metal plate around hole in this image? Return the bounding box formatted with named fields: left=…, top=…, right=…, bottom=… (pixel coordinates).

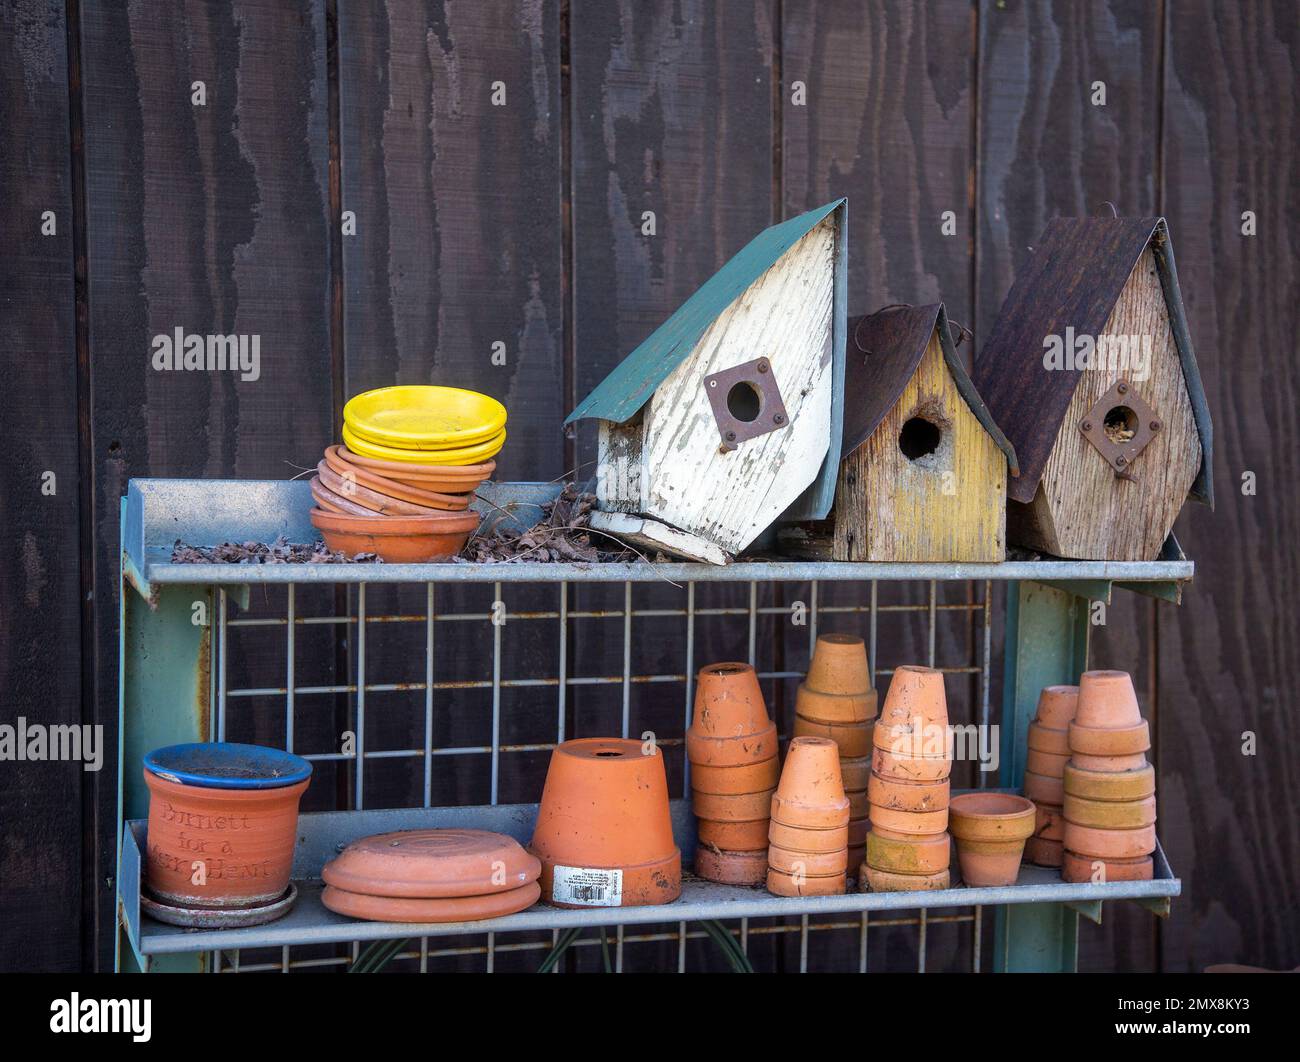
left=1079, top=380, right=1161, bottom=474
left=703, top=357, right=790, bottom=452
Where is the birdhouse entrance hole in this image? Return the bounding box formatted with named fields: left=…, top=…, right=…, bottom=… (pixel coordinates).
left=727, top=381, right=762, bottom=423
left=899, top=416, right=942, bottom=461
left=1103, top=404, right=1138, bottom=445
left=703, top=357, right=790, bottom=451
left=1080, top=380, right=1160, bottom=473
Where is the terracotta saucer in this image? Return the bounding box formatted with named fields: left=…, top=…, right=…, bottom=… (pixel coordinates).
left=311, top=476, right=374, bottom=517
left=316, top=460, right=459, bottom=516
left=333, top=444, right=497, bottom=491
left=322, top=881, right=540, bottom=923
left=323, top=447, right=472, bottom=510
left=322, top=828, right=541, bottom=898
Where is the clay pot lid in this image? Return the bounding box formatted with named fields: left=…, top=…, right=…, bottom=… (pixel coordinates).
left=143, top=742, right=312, bottom=789
left=322, top=828, right=540, bottom=898
left=322, top=880, right=540, bottom=924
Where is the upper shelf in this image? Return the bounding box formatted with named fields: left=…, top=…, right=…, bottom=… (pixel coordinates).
left=121, top=479, right=1195, bottom=595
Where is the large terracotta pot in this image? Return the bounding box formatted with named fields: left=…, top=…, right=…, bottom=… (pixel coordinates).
left=805, top=633, right=872, bottom=695
left=143, top=743, right=311, bottom=909
left=947, top=792, right=1036, bottom=887
left=879, top=665, right=949, bottom=731
left=770, top=737, right=850, bottom=829
left=529, top=738, right=680, bottom=908
left=1074, top=670, right=1142, bottom=729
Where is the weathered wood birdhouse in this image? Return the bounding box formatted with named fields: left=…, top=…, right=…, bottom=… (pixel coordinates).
left=566, top=200, right=848, bottom=564
left=783, top=303, right=1017, bottom=562
left=972, top=217, right=1213, bottom=561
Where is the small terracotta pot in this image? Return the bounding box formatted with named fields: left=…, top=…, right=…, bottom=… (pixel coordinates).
left=768, top=819, right=849, bottom=854
left=1033, top=801, right=1065, bottom=842
left=322, top=881, right=539, bottom=923
left=529, top=738, right=680, bottom=908
left=1026, top=721, right=1070, bottom=756
left=847, top=789, right=869, bottom=819
left=1061, top=850, right=1153, bottom=884
left=840, top=755, right=872, bottom=792
left=142, top=743, right=311, bottom=908
left=1062, top=821, right=1156, bottom=859
left=322, top=828, right=539, bottom=898
left=1025, top=747, right=1069, bottom=777
left=310, top=507, right=478, bottom=562
left=1024, top=836, right=1064, bottom=867
left=860, top=865, right=950, bottom=893
left=951, top=838, right=1029, bottom=887
left=1062, top=793, right=1157, bottom=829
left=768, top=843, right=849, bottom=876
left=871, top=746, right=951, bottom=783
left=865, top=829, right=951, bottom=875
left=1069, top=751, right=1149, bottom=772
left=947, top=793, right=1036, bottom=887
left=311, top=476, right=377, bottom=517
left=867, top=771, right=950, bottom=812
left=1032, top=685, right=1079, bottom=729
left=805, top=633, right=872, bottom=695
left=690, top=662, right=771, bottom=739
left=1074, top=670, right=1142, bottom=729
left=686, top=723, right=779, bottom=767
left=873, top=719, right=951, bottom=759
left=334, top=445, right=495, bottom=493
left=317, top=459, right=464, bottom=515
left=1068, top=720, right=1151, bottom=756
left=793, top=715, right=873, bottom=758
left=697, top=818, right=770, bottom=852
left=766, top=867, right=846, bottom=897
left=321, top=448, right=472, bottom=511
left=689, top=757, right=779, bottom=795
left=770, top=737, right=850, bottom=829
left=692, top=788, right=775, bottom=822
left=869, top=804, right=949, bottom=835
left=879, top=665, right=948, bottom=731
left=1023, top=770, right=1065, bottom=805
left=795, top=684, right=877, bottom=724
left=694, top=846, right=767, bottom=886
left=847, top=817, right=870, bottom=847
left=1062, top=762, right=1155, bottom=802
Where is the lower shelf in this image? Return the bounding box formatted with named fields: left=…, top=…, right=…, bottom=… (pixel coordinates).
left=120, top=799, right=1180, bottom=960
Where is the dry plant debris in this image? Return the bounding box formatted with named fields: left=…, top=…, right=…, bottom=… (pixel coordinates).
left=171, top=536, right=382, bottom=564
left=459, top=483, right=634, bottom=564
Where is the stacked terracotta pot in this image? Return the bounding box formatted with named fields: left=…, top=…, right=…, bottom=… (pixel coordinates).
left=688, top=663, right=780, bottom=886
left=861, top=666, right=953, bottom=892
left=766, top=737, right=850, bottom=896
left=1022, top=685, right=1078, bottom=867
left=1061, top=670, right=1157, bottom=882
left=791, top=634, right=878, bottom=869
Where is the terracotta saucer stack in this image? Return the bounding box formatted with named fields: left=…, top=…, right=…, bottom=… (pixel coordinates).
left=791, top=634, right=878, bottom=870
left=1022, top=685, right=1078, bottom=867
left=688, top=663, right=780, bottom=886
left=321, top=828, right=541, bottom=923
left=1061, top=671, right=1157, bottom=883
left=861, top=666, right=953, bottom=892
left=767, top=737, right=850, bottom=896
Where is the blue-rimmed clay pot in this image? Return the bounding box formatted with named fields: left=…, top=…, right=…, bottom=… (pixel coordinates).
left=143, top=743, right=311, bottom=908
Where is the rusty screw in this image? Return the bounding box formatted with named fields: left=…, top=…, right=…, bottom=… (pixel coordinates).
left=726, top=430, right=737, bottom=441
left=757, top=360, right=769, bottom=373
left=1116, top=456, right=1128, bottom=467
left=1150, top=420, right=1161, bottom=432
left=1117, top=382, right=1129, bottom=395
left=773, top=413, right=785, bottom=425
left=1081, top=420, right=1093, bottom=432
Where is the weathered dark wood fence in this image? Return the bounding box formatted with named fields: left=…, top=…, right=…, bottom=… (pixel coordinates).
left=1, top=0, right=1295, bottom=972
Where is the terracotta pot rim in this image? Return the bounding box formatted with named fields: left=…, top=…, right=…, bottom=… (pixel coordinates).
left=310, top=507, right=479, bottom=534
left=321, top=450, right=472, bottom=509
left=949, top=792, right=1035, bottom=817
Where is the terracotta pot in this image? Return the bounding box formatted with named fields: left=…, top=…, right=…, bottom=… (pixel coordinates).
left=697, top=817, right=770, bottom=852
left=529, top=738, right=681, bottom=908
left=1061, top=850, right=1153, bottom=884
left=867, top=771, right=949, bottom=813
left=1024, top=836, right=1064, bottom=868
left=1070, top=751, right=1149, bottom=772
left=690, top=662, right=770, bottom=738
left=869, top=804, right=948, bottom=836
left=767, top=819, right=849, bottom=854
left=770, top=737, right=850, bottom=829
left=768, top=843, right=848, bottom=876
left=766, top=867, right=846, bottom=897
left=1075, top=670, right=1142, bottom=729
left=947, top=793, right=1035, bottom=887
left=879, top=665, right=948, bottom=731
left=1068, top=720, right=1151, bottom=756
left=1063, top=762, right=1155, bottom=802
left=322, top=828, right=540, bottom=898
left=792, top=715, right=873, bottom=758
left=840, top=755, right=871, bottom=791
left=805, top=633, right=872, bottom=695
left=847, top=817, right=870, bottom=847
left=1063, top=793, right=1157, bottom=829
left=324, top=447, right=478, bottom=509
left=689, top=757, right=779, bottom=795
left=322, top=881, right=540, bottom=923
left=1033, top=802, right=1065, bottom=842
left=1023, top=770, right=1065, bottom=805
left=311, top=476, right=376, bottom=517
left=142, top=743, right=311, bottom=908
left=316, top=459, right=466, bottom=515
left=795, top=684, right=877, bottom=724
left=860, top=865, right=950, bottom=893
left=847, top=789, right=870, bottom=819
left=1032, top=684, right=1079, bottom=729
left=1026, top=721, right=1070, bottom=756
left=694, top=846, right=767, bottom=886
left=865, top=829, right=951, bottom=875
left=1062, top=821, right=1157, bottom=860
left=334, top=445, right=496, bottom=493
left=310, top=507, right=477, bottom=562
left=871, top=746, right=951, bottom=783
left=692, top=788, right=776, bottom=822
left=1025, top=748, right=1069, bottom=777
left=951, top=838, right=1029, bottom=887
left=687, top=723, right=779, bottom=767
left=873, top=719, right=951, bottom=759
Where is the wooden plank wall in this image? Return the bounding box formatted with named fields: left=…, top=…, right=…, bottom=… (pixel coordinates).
left=0, top=0, right=1294, bottom=973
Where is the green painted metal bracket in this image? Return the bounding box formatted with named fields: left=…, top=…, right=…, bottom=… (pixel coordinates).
left=1065, top=899, right=1104, bottom=924
left=1132, top=895, right=1172, bottom=919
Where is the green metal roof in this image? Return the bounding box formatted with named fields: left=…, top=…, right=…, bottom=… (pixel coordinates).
left=565, top=199, right=847, bottom=426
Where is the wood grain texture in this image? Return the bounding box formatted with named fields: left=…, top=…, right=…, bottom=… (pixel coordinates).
left=0, top=0, right=83, bottom=973
left=1156, top=0, right=1300, bottom=972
